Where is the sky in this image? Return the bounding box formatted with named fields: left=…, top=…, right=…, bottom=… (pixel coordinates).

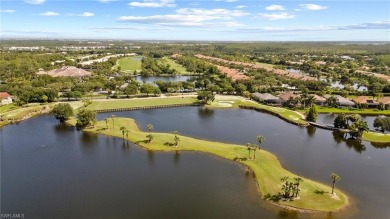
left=1, top=0, right=389, bottom=41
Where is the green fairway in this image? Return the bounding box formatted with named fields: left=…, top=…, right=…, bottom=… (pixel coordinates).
left=81, top=117, right=348, bottom=212
left=85, top=97, right=199, bottom=111
left=159, top=57, right=189, bottom=74
left=239, top=101, right=309, bottom=126
left=114, top=56, right=143, bottom=73
left=363, top=132, right=390, bottom=143
left=0, top=103, right=18, bottom=114
left=315, top=107, right=390, bottom=115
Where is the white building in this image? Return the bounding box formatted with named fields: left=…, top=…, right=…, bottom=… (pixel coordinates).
left=0, top=92, right=12, bottom=105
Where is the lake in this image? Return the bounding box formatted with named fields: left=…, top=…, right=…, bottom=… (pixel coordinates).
left=1, top=107, right=389, bottom=218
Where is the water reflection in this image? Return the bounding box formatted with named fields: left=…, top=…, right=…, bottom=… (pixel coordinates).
left=173, top=151, right=180, bottom=165
left=54, top=122, right=73, bottom=132
left=198, top=107, right=214, bottom=118
left=278, top=210, right=298, bottom=219
left=122, top=140, right=131, bottom=150
left=332, top=131, right=366, bottom=153
left=306, top=126, right=316, bottom=137
left=370, top=141, right=390, bottom=148
left=147, top=150, right=154, bottom=165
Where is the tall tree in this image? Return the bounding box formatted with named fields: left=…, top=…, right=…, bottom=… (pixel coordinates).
left=111, top=115, right=116, bottom=129
left=173, top=131, right=180, bottom=147
left=51, top=103, right=73, bottom=122
left=76, top=109, right=97, bottom=128
left=147, top=124, right=154, bottom=132
left=120, top=126, right=127, bottom=139
left=306, top=105, right=318, bottom=122
left=330, top=173, right=341, bottom=195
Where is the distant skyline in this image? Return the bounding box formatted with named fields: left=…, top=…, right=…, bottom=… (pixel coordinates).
left=1, top=0, right=389, bottom=41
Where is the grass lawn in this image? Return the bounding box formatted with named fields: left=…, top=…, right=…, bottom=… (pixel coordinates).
left=239, top=101, right=309, bottom=126
left=0, top=103, right=19, bottom=114
left=315, top=107, right=390, bottom=115
left=0, top=103, right=53, bottom=127
left=159, top=57, right=189, bottom=74
left=85, top=97, right=199, bottom=111
left=80, top=117, right=348, bottom=212
left=255, top=62, right=275, bottom=68
left=363, top=132, right=390, bottom=143
left=114, top=56, right=143, bottom=73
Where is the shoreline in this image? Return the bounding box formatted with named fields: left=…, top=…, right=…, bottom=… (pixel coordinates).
left=77, top=117, right=349, bottom=212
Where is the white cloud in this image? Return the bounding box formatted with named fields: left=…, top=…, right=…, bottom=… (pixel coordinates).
left=265, top=5, right=285, bottom=11
left=80, top=12, right=95, bottom=17
left=235, top=5, right=247, bottom=9
left=25, top=0, right=45, bottom=5
left=300, top=4, right=328, bottom=10
left=129, top=0, right=176, bottom=8
left=39, top=11, right=59, bottom=16
left=235, top=20, right=390, bottom=33
left=0, top=9, right=16, bottom=13
left=118, top=8, right=248, bottom=27
left=257, top=12, right=295, bottom=21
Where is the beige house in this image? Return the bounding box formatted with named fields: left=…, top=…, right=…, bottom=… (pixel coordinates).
left=0, top=92, right=12, bottom=105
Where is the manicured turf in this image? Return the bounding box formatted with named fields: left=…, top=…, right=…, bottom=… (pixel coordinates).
left=0, top=103, right=18, bottom=113
left=115, top=56, right=143, bottom=73
left=315, top=107, right=390, bottom=115
left=239, top=101, right=309, bottom=126
left=81, top=117, right=348, bottom=212
left=159, top=57, right=189, bottom=74
left=363, top=132, right=390, bottom=143
left=85, top=97, right=199, bottom=111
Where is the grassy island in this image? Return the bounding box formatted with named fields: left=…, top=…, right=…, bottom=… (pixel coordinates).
left=78, top=117, right=349, bottom=212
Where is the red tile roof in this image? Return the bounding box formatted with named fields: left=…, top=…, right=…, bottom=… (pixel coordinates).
left=0, top=92, right=11, bottom=99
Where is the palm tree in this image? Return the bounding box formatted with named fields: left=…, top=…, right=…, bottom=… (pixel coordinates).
left=246, top=143, right=252, bottom=159
left=111, top=115, right=116, bottom=129
left=173, top=131, right=180, bottom=147
left=251, top=144, right=257, bottom=159
left=147, top=124, right=154, bottom=132
left=125, top=130, right=129, bottom=139
left=257, top=135, right=264, bottom=148
left=330, top=173, right=341, bottom=194
left=104, top=118, right=109, bottom=129
left=120, top=126, right=127, bottom=139
left=306, top=95, right=316, bottom=107
left=294, top=177, right=303, bottom=197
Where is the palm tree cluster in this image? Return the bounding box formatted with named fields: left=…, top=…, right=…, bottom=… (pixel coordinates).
left=280, top=176, right=303, bottom=199
left=246, top=135, right=264, bottom=160
left=120, top=126, right=128, bottom=140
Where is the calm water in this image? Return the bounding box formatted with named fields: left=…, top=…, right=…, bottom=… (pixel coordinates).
left=2, top=107, right=390, bottom=219
left=134, top=76, right=193, bottom=84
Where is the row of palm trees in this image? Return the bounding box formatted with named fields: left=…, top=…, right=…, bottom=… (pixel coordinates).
left=246, top=135, right=264, bottom=159
left=278, top=173, right=340, bottom=200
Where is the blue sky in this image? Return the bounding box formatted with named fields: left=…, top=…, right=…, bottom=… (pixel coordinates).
left=1, top=0, right=389, bottom=41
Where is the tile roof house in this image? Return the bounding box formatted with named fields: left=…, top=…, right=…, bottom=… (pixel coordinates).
left=278, top=92, right=297, bottom=103
left=252, top=92, right=281, bottom=104
left=378, top=97, right=390, bottom=108
left=312, top=94, right=326, bottom=106
left=352, top=96, right=378, bottom=107
left=334, top=95, right=355, bottom=107
left=37, top=66, right=92, bottom=78
left=0, top=92, right=12, bottom=105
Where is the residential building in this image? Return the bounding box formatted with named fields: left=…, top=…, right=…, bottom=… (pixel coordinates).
left=0, top=92, right=12, bottom=105
left=252, top=93, right=281, bottom=105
